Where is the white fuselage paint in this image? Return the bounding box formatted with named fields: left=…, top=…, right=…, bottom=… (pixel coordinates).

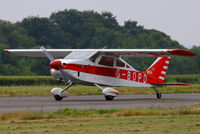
left=50, top=58, right=153, bottom=87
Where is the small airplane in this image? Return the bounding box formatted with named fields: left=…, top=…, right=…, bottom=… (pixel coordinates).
left=4, top=48, right=196, bottom=101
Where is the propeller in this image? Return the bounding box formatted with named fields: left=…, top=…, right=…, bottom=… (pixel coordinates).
left=41, top=47, right=67, bottom=78
left=41, top=47, right=72, bottom=99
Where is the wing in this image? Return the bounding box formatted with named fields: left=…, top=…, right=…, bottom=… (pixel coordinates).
left=4, top=49, right=73, bottom=58
left=3, top=49, right=98, bottom=58
left=99, top=49, right=196, bottom=57
left=4, top=49, right=196, bottom=58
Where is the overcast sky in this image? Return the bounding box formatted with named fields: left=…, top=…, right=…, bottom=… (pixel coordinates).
left=0, top=0, right=199, bottom=48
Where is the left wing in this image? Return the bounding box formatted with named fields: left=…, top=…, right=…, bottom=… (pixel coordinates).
left=99, top=49, right=196, bottom=57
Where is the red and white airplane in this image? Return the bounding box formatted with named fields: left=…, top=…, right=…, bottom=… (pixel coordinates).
left=4, top=48, right=196, bottom=101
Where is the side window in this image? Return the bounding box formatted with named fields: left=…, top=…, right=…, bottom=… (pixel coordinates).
left=98, top=56, right=114, bottom=67
left=116, top=59, right=125, bottom=68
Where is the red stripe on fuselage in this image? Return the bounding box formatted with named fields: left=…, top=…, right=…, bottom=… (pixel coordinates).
left=61, top=64, right=153, bottom=84
left=62, top=64, right=116, bottom=77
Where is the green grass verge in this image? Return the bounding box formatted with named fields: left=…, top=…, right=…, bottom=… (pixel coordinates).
left=0, top=84, right=200, bottom=96
left=0, top=76, right=56, bottom=86
left=0, top=74, right=200, bottom=86
left=2, top=106, right=200, bottom=121
left=0, top=116, right=200, bottom=134
left=1, top=107, right=200, bottom=133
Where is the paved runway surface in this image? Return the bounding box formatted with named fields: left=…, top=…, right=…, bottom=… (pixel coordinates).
left=1, top=93, right=200, bottom=114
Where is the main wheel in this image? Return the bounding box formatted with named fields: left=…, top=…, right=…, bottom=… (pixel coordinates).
left=105, top=95, right=114, bottom=101
left=156, top=93, right=162, bottom=99
left=54, top=95, right=63, bottom=101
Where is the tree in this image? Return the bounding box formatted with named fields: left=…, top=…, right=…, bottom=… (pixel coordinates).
left=124, top=20, right=144, bottom=35
left=0, top=9, right=199, bottom=75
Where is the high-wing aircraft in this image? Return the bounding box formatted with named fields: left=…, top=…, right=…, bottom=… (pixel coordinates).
left=4, top=48, right=196, bottom=101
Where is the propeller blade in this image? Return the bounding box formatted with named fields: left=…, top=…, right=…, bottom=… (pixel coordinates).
left=41, top=46, right=54, bottom=62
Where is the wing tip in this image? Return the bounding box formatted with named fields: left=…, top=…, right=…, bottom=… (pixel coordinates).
left=168, top=49, right=197, bottom=56
left=3, top=49, right=9, bottom=53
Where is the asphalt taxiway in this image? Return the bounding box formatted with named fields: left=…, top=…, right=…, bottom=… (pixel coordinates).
left=0, top=93, right=200, bottom=114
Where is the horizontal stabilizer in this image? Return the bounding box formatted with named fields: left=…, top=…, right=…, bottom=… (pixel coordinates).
left=153, top=83, right=190, bottom=86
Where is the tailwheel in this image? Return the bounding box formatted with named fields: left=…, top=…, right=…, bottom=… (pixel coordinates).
left=105, top=95, right=114, bottom=101
left=156, top=93, right=162, bottom=99
left=154, top=87, right=162, bottom=99
left=54, top=95, right=63, bottom=101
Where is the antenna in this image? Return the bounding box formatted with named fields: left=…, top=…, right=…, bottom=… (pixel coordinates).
left=102, top=46, right=107, bottom=49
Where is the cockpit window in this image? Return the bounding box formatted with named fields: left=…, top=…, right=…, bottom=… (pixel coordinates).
left=98, top=56, right=114, bottom=67
left=116, top=59, right=125, bottom=68
left=90, top=53, right=100, bottom=63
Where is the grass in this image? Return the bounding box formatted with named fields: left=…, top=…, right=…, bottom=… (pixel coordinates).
left=0, top=76, right=56, bottom=86
left=0, top=84, right=200, bottom=96
left=1, top=116, right=200, bottom=134
left=0, top=85, right=101, bottom=96
left=1, top=106, right=200, bottom=121
left=1, top=107, right=200, bottom=133
left=1, top=74, right=200, bottom=86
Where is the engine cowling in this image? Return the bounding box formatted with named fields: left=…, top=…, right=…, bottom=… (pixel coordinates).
left=102, top=87, right=119, bottom=97
left=51, top=88, right=69, bottom=97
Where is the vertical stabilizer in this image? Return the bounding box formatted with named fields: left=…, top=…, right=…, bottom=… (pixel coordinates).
left=145, top=57, right=171, bottom=84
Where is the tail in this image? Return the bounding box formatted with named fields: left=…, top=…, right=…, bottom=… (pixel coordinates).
left=145, top=57, right=170, bottom=84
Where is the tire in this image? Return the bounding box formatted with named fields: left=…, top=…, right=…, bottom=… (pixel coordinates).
left=105, top=95, right=114, bottom=101
left=54, top=95, right=63, bottom=101
left=156, top=93, right=162, bottom=99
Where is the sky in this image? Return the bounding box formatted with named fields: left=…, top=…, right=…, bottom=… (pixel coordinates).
left=0, top=0, right=199, bottom=48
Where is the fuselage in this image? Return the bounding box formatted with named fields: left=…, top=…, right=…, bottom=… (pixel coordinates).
left=50, top=55, right=153, bottom=87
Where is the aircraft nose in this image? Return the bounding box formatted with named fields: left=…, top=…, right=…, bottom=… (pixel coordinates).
left=50, top=60, right=62, bottom=70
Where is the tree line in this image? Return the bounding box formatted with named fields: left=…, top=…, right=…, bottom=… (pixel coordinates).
left=0, top=9, right=199, bottom=75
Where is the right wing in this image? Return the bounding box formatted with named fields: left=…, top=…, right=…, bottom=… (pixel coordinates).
left=4, top=49, right=73, bottom=58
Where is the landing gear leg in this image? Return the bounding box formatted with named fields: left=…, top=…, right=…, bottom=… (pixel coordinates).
left=53, top=80, right=73, bottom=101
left=61, top=80, right=73, bottom=93
left=153, top=87, right=162, bottom=99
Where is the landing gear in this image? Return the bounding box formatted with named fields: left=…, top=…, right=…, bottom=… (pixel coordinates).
left=156, top=92, right=162, bottom=99
left=105, top=95, right=114, bottom=101
left=154, top=87, right=162, bottom=99
left=54, top=95, right=63, bottom=101
left=94, top=84, right=119, bottom=101
left=51, top=80, right=73, bottom=101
